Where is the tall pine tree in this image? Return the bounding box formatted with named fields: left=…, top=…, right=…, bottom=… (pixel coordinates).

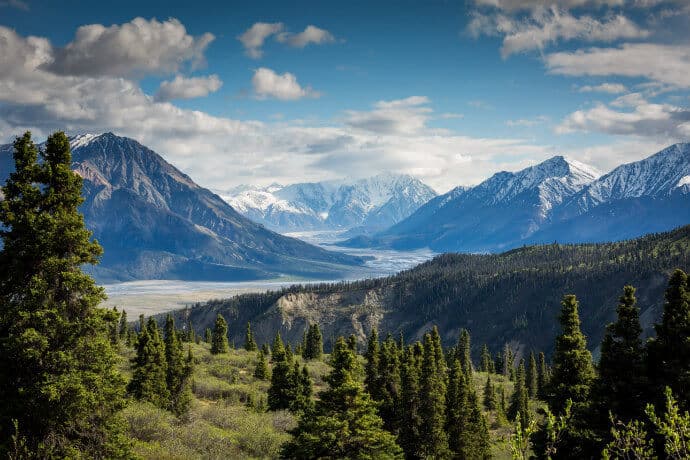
left=244, top=321, right=257, bottom=351
left=418, top=332, right=450, bottom=458
left=210, top=313, right=229, bottom=354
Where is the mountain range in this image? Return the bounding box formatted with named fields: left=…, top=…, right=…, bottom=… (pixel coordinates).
left=342, top=144, right=690, bottom=252
left=0, top=133, right=363, bottom=282
left=223, top=174, right=437, bottom=235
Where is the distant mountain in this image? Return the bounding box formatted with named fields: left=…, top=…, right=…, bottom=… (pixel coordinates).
left=163, top=224, right=690, bottom=355
left=0, top=133, right=363, bottom=282
left=343, top=144, right=690, bottom=252
left=343, top=155, right=601, bottom=251
left=223, top=173, right=437, bottom=235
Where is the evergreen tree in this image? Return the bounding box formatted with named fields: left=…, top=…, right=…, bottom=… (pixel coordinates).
left=446, top=359, right=467, bottom=455
left=483, top=373, right=497, bottom=411
left=128, top=318, right=170, bottom=409
left=503, top=343, right=513, bottom=378
left=272, top=331, right=286, bottom=362
left=210, top=313, right=229, bottom=354
left=648, top=269, right=690, bottom=409
left=376, top=334, right=402, bottom=433
left=418, top=332, right=450, bottom=457
left=0, top=132, right=129, bottom=457
left=290, top=362, right=313, bottom=413
left=118, top=310, right=129, bottom=342
left=537, top=351, right=549, bottom=399
left=163, top=315, right=193, bottom=415
left=281, top=337, right=403, bottom=459
left=364, top=328, right=380, bottom=399
left=109, top=307, right=120, bottom=345
left=480, top=344, right=494, bottom=373
left=462, top=390, right=492, bottom=459
left=509, top=359, right=530, bottom=429
left=268, top=332, right=296, bottom=411
left=458, top=328, right=473, bottom=377
left=547, top=294, right=595, bottom=414
left=254, top=350, right=269, bottom=380
left=204, top=328, right=212, bottom=343
left=399, top=345, right=423, bottom=458
left=303, top=323, right=323, bottom=360
left=347, top=334, right=357, bottom=352
left=594, top=285, right=646, bottom=431
left=527, top=351, right=538, bottom=399
left=244, top=322, right=257, bottom=351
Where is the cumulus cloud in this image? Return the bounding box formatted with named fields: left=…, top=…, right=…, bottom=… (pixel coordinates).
left=238, top=23, right=336, bottom=58
left=578, top=83, right=627, bottom=93
left=473, top=0, right=625, bottom=10
left=251, top=67, right=319, bottom=100
left=344, top=96, right=433, bottom=135
left=46, top=17, right=214, bottom=77
left=154, top=74, right=222, bottom=102
left=237, top=22, right=284, bottom=59
left=556, top=98, right=690, bottom=138
left=469, top=7, right=648, bottom=58
left=277, top=25, right=336, bottom=47
left=545, top=43, right=690, bottom=88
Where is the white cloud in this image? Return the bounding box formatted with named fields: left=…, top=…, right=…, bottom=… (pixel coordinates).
left=545, top=43, right=690, bottom=88
left=46, top=17, right=214, bottom=77
left=556, top=99, right=690, bottom=138
left=251, top=67, right=319, bottom=100
left=237, top=22, right=284, bottom=59
left=473, top=0, right=626, bottom=11
left=344, top=96, right=433, bottom=135
left=506, top=115, right=550, bottom=126
left=578, top=83, right=627, bottom=93
left=154, top=74, right=222, bottom=102
left=469, top=7, right=648, bottom=58
left=277, top=25, right=336, bottom=48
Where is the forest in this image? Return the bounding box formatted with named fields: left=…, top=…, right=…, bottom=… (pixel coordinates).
left=2, top=132, right=690, bottom=459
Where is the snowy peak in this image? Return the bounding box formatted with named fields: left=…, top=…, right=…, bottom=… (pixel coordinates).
left=225, top=173, right=437, bottom=233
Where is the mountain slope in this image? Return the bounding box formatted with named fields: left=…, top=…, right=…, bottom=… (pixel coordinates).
left=0, top=133, right=363, bottom=281
left=343, top=156, right=600, bottom=251
left=165, top=224, right=690, bottom=357
left=224, top=173, right=437, bottom=234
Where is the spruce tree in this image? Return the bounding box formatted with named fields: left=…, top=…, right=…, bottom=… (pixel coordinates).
left=268, top=332, right=296, bottom=411
left=204, top=328, right=212, bottom=343
left=527, top=351, right=538, bottom=399
left=376, top=334, right=402, bottom=433
left=483, top=373, right=497, bottom=411
left=446, top=359, right=468, bottom=455
left=244, top=321, right=257, bottom=351
left=458, top=328, right=472, bottom=377
left=480, top=344, right=494, bottom=373
left=399, top=345, right=423, bottom=458
left=272, top=331, right=286, bottom=362
left=281, top=337, right=403, bottom=459
left=290, top=362, right=313, bottom=413
left=0, top=132, right=129, bottom=457
left=594, top=285, right=646, bottom=428
left=210, top=313, right=229, bottom=354
left=503, top=343, right=513, bottom=378
left=347, top=334, right=357, bottom=352
left=537, top=352, right=549, bottom=399
left=128, top=318, right=170, bottom=409
left=462, top=390, right=492, bottom=459
left=254, top=350, right=269, bottom=380
left=364, top=328, right=380, bottom=399
left=164, top=315, right=193, bottom=415
left=304, top=323, right=323, bottom=360
left=418, top=332, right=450, bottom=457
left=648, top=269, right=690, bottom=409
left=547, top=294, right=595, bottom=414
left=509, top=359, right=530, bottom=429
left=118, top=310, right=129, bottom=342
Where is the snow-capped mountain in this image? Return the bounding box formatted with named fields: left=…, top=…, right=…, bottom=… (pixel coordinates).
left=223, top=173, right=437, bottom=234
left=344, top=145, right=690, bottom=252
left=0, top=133, right=363, bottom=281
left=342, top=155, right=602, bottom=251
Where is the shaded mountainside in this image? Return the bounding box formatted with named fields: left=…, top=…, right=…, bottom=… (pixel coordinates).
left=0, top=133, right=363, bottom=282
left=343, top=144, right=690, bottom=252
left=167, top=225, right=690, bottom=359
left=224, top=173, right=437, bottom=235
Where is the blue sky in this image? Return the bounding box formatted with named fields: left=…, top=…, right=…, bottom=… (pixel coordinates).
left=1, top=0, right=689, bottom=192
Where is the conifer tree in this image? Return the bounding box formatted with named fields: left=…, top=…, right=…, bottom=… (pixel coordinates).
left=347, top=334, right=357, bottom=352
left=594, top=285, right=646, bottom=429
left=503, top=343, right=513, bottom=378
left=458, top=328, right=473, bottom=377
left=272, top=331, right=286, bottom=362
left=303, top=323, right=323, bottom=360
left=432, top=325, right=447, bottom=379
left=254, top=350, right=269, bottom=380
left=128, top=318, right=170, bottom=409
left=268, top=332, right=296, bottom=411
left=419, top=332, right=450, bottom=458
left=648, top=270, right=690, bottom=409
left=547, top=294, right=595, bottom=414
left=244, top=321, right=257, bottom=351
left=537, top=351, right=549, bottom=399
left=509, top=359, right=530, bottom=429
left=290, top=362, right=313, bottom=413
left=364, top=328, right=380, bottom=398
left=281, top=337, right=403, bottom=459
left=399, top=345, right=423, bottom=457
left=118, top=310, right=129, bottom=342
left=480, top=344, right=494, bottom=373
left=483, top=373, right=497, bottom=411
left=204, top=328, right=212, bottom=343
left=0, top=132, right=129, bottom=457
left=376, top=334, right=402, bottom=433
left=210, top=313, right=229, bottom=354
left=163, top=315, right=193, bottom=415
left=462, top=390, right=492, bottom=459
left=109, top=307, right=120, bottom=345
left=527, top=351, right=538, bottom=399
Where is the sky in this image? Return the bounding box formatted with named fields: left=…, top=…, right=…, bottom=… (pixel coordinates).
left=0, top=0, right=689, bottom=193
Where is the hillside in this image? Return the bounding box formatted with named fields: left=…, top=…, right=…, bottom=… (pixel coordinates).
left=168, top=225, right=690, bottom=357
left=0, top=133, right=363, bottom=282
